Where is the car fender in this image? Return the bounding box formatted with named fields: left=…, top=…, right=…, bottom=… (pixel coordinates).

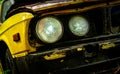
left=0, top=12, right=35, bottom=58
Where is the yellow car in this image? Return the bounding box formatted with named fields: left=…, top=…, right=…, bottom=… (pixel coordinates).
left=0, top=0, right=120, bottom=74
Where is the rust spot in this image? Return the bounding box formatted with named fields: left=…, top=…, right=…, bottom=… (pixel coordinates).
left=41, top=3, right=107, bottom=16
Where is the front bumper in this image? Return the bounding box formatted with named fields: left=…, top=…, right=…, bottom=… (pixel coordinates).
left=15, top=34, right=120, bottom=74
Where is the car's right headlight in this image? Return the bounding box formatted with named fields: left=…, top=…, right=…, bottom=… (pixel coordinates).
left=69, top=15, right=90, bottom=36
left=35, top=17, right=63, bottom=43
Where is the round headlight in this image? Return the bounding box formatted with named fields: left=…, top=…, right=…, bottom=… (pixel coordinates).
left=36, top=17, right=63, bottom=43
left=69, top=15, right=89, bottom=36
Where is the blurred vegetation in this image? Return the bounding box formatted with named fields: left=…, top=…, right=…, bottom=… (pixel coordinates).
left=0, top=0, right=2, bottom=3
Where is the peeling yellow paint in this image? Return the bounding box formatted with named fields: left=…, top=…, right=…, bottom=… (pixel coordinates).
left=77, top=47, right=84, bottom=51
left=60, top=59, right=64, bottom=62
left=101, top=43, right=116, bottom=49
left=44, top=53, right=66, bottom=60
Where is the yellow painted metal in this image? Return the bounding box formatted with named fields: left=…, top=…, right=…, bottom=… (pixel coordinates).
left=77, top=47, right=84, bottom=51
left=44, top=52, right=66, bottom=60
left=13, top=51, right=28, bottom=58
left=0, top=12, right=36, bottom=58
left=101, top=42, right=116, bottom=50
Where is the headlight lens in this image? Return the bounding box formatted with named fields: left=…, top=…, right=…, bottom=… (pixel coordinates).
left=36, top=17, right=63, bottom=43
left=69, top=15, right=89, bottom=36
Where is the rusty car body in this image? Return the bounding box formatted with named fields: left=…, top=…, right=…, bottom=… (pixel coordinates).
left=0, top=0, right=120, bottom=74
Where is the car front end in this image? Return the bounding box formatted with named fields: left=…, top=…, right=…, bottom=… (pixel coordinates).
left=1, top=0, right=120, bottom=74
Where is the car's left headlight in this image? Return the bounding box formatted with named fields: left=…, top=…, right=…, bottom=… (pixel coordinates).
left=35, top=17, right=63, bottom=43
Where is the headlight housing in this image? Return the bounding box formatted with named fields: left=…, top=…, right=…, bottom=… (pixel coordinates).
left=35, top=17, right=63, bottom=43
left=69, top=15, right=90, bottom=36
